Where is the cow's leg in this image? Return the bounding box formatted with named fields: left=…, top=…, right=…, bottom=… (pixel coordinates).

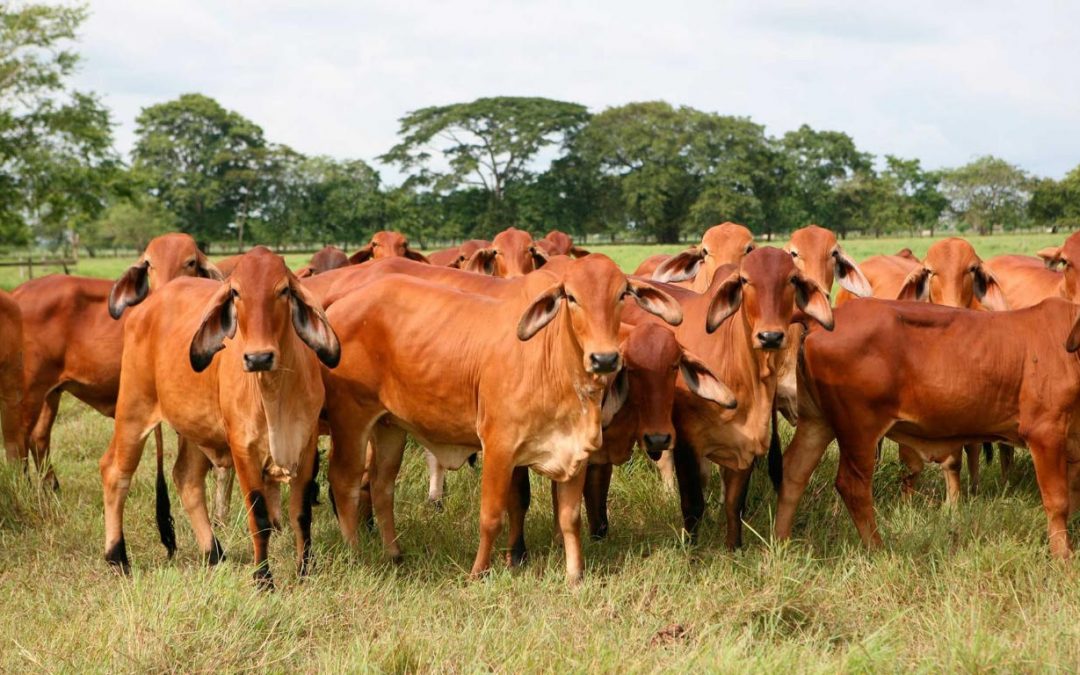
left=775, top=418, right=834, bottom=540
left=654, top=449, right=676, bottom=491
left=232, top=454, right=275, bottom=589
left=289, top=435, right=319, bottom=577
left=999, top=443, right=1016, bottom=480
left=263, top=481, right=283, bottom=531
left=369, top=422, right=407, bottom=562
left=834, top=431, right=883, bottom=549
left=505, top=467, right=530, bottom=566
left=672, top=439, right=705, bottom=541
left=941, top=447, right=964, bottom=504
left=965, top=443, right=981, bottom=496
left=326, top=408, right=373, bottom=547
left=29, top=389, right=61, bottom=491
left=721, top=466, right=753, bottom=550
left=0, top=359, right=24, bottom=463
left=100, top=415, right=155, bottom=575
left=584, top=463, right=612, bottom=540
left=1067, top=459, right=1080, bottom=517
left=425, top=449, right=447, bottom=509
left=213, top=465, right=234, bottom=527
left=1027, top=434, right=1071, bottom=559
left=556, top=468, right=587, bottom=584
left=470, top=446, right=514, bottom=578
left=172, top=436, right=224, bottom=564
left=898, top=444, right=923, bottom=498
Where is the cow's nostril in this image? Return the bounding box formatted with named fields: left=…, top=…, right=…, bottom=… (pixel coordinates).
left=243, top=352, right=275, bottom=372
left=756, top=331, right=785, bottom=349
left=643, top=433, right=672, bottom=454
left=589, top=352, right=620, bottom=373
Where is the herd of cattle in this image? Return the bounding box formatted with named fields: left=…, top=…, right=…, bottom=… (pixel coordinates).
left=2, top=223, right=1079, bottom=587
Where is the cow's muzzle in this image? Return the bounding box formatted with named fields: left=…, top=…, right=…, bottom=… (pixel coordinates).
left=243, top=351, right=276, bottom=372
left=756, top=331, right=786, bottom=350
left=588, top=352, right=621, bottom=374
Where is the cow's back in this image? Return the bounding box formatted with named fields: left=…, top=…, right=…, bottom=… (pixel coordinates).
left=984, top=255, right=1064, bottom=309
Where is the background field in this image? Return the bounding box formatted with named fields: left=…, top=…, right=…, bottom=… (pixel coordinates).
left=2, top=233, right=1078, bottom=672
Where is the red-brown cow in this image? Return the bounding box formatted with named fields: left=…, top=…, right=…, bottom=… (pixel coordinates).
left=464, top=227, right=549, bottom=277
left=984, top=232, right=1080, bottom=308
left=648, top=222, right=756, bottom=292
left=295, top=246, right=350, bottom=278
left=427, top=239, right=491, bottom=268
left=535, top=230, right=590, bottom=258
left=12, top=233, right=221, bottom=489
left=0, top=291, right=24, bottom=462
left=99, top=247, right=339, bottom=587
left=349, top=230, right=430, bottom=264
left=320, top=255, right=682, bottom=582
left=776, top=297, right=1080, bottom=559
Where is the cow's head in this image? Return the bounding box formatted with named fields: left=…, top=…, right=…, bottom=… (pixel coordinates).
left=190, top=247, right=340, bottom=374
left=897, top=238, right=1008, bottom=311
left=1038, top=232, right=1080, bottom=303
left=652, top=222, right=755, bottom=285
left=786, top=224, right=871, bottom=299
left=465, top=227, right=548, bottom=277
left=446, top=239, right=491, bottom=269
left=296, top=246, right=350, bottom=278
left=538, top=230, right=590, bottom=258
left=516, top=254, right=683, bottom=375
left=705, top=247, right=833, bottom=349
left=349, top=231, right=429, bottom=264
left=109, top=233, right=223, bottom=319
left=611, top=323, right=734, bottom=462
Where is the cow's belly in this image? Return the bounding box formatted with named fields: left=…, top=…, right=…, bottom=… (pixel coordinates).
left=516, top=424, right=599, bottom=482
left=411, top=433, right=478, bottom=471
left=887, top=419, right=1022, bottom=462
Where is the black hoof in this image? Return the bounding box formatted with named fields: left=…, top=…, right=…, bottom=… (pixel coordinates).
left=428, top=498, right=444, bottom=513
left=590, top=524, right=609, bottom=541
left=510, top=538, right=528, bottom=567
left=207, top=537, right=226, bottom=566
left=253, top=566, right=274, bottom=591
left=364, top=512, right=375, bottom=533
left=389, top=553, right=405, bottom=566
left=105, top=537, right=131, bottom=575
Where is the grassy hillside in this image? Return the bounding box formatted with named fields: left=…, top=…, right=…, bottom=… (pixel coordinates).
left=1, top=231, right=1077, bottom=671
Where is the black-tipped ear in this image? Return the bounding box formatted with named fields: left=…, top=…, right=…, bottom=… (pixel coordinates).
left=792, top=274, right=834, bottom=330
left=626, top=279, right=682, bottom=326
left=403, top=248, right=431, bottom=264
left=679, top=350, right=736, bottom=408
left=348, top=244, right=375, bottom=264
left=109, top=261, right=150, bottom=320
left=197, top=255, right=225, bottom=281
left=705, top=272, right=743, bottom=333
left=973, top=264, right=1009, bottom=311
left=189, top=284, right=236, bottom=372
left=568, top=245, right=590, bottom=258
left=600, top=367, right=629, bottom=427
left=652, top=248, right=704, bottom=283
left=897, top=267, right=931, bottom=303
left=288, top=277, right=341, bottom=368
left=517, top=283, right=564, bottom=341
left=465, top=248, right=498, bottom=276
left=833, top=249, right=872, bottom=297
left=530, top=245, right=549, bottom=269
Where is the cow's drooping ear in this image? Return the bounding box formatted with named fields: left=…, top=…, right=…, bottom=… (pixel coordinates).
left=294, top=265, right=315, bottom=278
left=530, top=245, right=549, bottom=269
left=973, top=264, right=1009, bottom=311
left=449, top=254, right=468, bottom=269
left=517, top=283, right=565, bottom=341
left=680, top=350, right=736, bottom=409
left=1038, top=246, right=1064, bottom=270
left=403, top=247, right=431, bottom=264
left=464, top=248, right=498, bottom=276
left=288, top=275, right=341, bottom=368
left=833, top=249, right=872, bottom=297
left=652, top=247, right=704, bottom=283
left=568, top=245, right=590, bottom=258
left=897, top=267, right=931, bottom=303
left=705, top=271, right=743, bottom=334
left=108, top=260, right=150, bottom=320
left=189, top=283, right=237, bottom=373
left=600, top=367, right=630, bottom=427
left=348, top=244, right=375, bottom=264
left=792, top=273, right=834, bottom=330
left=1067, top=313, right=1080, bottom=353
left=626, top=279, right=682, bottom=326
left=196, top=253, right=225, bottom=281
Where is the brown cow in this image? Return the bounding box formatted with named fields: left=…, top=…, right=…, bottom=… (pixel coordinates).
left=628, top=247, right=834, bottom=548
left=464, top=227, right=548, bottom=277
left=0, top=291, right=24, bottom=463
left=649, top=222, right=756, bottom=291
left=295, top=246, right=350, bottom=278
left=535, top=230, right=590, bottom=258
left=12, top=233, right=221, bottom=489
left=349, top=230, right=430, bottom=264
left=984, top=232, right=1080, bottom=308
left=427, top=239, right=491, bottom=268
left=320, top=255, right=683, bottom=582
left=776, top=297, right=1080, bottom=559
left=835, top=237, right=1009, bottom=501
left=99, top=247, right=340, bottom=587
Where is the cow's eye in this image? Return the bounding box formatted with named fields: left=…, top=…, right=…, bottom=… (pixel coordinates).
left=280, top=287, right=290, bottom=298
left=186, top=259, right=196, bottom=268
left=566, top=294, right=577, bottom=305
left=790, top=250, right=799, bottom=258
left=745, top=244, right=755, bottom=254
left=230, top=288, right=239, bottom=299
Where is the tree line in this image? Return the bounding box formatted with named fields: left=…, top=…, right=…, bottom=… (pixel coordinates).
left=4, top=3, right=1079, bottom=255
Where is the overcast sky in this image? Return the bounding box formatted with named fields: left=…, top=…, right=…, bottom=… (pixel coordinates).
left=72, top=0, right=1080, bottom=182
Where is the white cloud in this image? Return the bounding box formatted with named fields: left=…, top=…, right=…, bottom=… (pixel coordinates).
left=73, top=0, right=1080, bottom=180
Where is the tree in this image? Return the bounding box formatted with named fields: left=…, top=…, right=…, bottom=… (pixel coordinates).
left=879, top=156, right=947, bottom=235
left=132, top=93, right=266, bottom=246
left=381, top=97, right=589, bottom=232
left=942, top=156, right=1029, bottom=234
left=780, top=125, right=873, bottom=236
left=87, top=198, right=175, bottom=254
left=1, top=2, right=117, bottom=247
left=1029, top=166, right=1080, bottom=231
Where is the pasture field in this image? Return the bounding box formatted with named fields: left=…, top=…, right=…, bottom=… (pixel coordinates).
left=2, top=231, right=1079, bottom=672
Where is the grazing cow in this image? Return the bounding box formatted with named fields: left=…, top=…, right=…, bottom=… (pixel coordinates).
left=835, top=237, right=1009, bottom=501
left=320, top=255, right=683, bottom=582
left=464, top=227, right=549, bottom=277
left=775, top=297, right=1080, bottom=559
left=295, top=246, right=350, bottom=278
left=627, top=247, right=835, bottom=549
left=99, top=247, right=339, bottom=587
left=0, top=291, right=24, bottom=462
left=349, top=230, right=430, bottom=264
left=535, top=230, right=590, bottom=258
left=427, top=239, right=491, bottom=268
left=984, top=232, right=1080, bottom=308
left=12, top=233, right=221, bottom=489
left=649, top=222, right=756, bottom=291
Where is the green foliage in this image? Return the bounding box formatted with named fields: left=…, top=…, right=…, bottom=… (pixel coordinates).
left=942, top=155, right=1029, bottom=234
left=85, top=199, right=175, bottom=254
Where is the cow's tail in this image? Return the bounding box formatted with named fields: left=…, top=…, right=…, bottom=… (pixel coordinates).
left=154, top=424, right=177, bottom=558
left=983, top=442, right=994, bottom=464
left=767, top=405, right=783, bottom=491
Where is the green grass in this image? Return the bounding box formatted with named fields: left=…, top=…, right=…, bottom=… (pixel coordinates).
left=2, top=231, right=1077, bottom=671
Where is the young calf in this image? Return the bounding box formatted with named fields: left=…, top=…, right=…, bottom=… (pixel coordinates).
left=98, top=247, right=339, bottom=587
left=775, top=297, right=1080, bottom=558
